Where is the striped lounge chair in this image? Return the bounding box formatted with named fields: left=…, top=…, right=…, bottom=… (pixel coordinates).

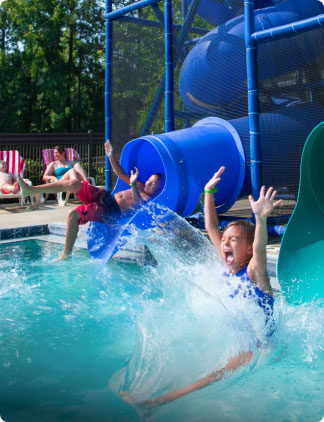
left=0, top=150, right=34, bottom=205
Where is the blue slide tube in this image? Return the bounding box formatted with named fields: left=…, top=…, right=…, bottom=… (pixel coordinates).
left=179, top=0, right=323, bottom=113
left=113, top=104, right=324, bottom=217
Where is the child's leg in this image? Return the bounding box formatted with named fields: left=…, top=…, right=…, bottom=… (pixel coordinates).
left=57, top=209, right=80, bottom=261
left=18, top=169, right=82, bottom=198
left=73, top=162, right=88, bottom=181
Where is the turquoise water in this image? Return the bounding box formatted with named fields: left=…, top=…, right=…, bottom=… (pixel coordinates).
left=0, top=220, right=324, bottom=422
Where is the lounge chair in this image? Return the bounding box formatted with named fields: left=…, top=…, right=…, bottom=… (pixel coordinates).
left=0, top=150, right=34, bottom=205
left=42, top=147, right=95, bottom=206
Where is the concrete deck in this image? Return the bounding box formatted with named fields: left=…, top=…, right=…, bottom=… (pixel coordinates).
left=0, top=198, right=77, bottom=228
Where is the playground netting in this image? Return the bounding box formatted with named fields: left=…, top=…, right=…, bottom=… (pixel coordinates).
left=110, top=1, right=324, bottom=223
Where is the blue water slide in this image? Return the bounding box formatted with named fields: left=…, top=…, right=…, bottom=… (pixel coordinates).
left=113, top=104, right=324, bottom=217
left=88, top=104, right=324, bottom=263
left=179, top=0, right=323, bottom=113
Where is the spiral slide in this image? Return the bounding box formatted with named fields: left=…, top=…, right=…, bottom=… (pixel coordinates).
left=88, top=0, right=324, bottom=264
left=277, top=122, right=324, bottom=304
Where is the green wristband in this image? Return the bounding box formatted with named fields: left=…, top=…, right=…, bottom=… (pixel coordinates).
left=130, top=183, right=136, bottom=187
left=204, top=187, right=218, bottom=194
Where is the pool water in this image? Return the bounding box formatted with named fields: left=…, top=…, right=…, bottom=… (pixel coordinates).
left=0, top=219, right=324, bottom=422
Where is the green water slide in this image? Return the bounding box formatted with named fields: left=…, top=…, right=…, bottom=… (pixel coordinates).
left=277, top=121, right=324, bottom=304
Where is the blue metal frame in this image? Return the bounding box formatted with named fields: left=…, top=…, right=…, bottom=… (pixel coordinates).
left=252, top=13, right=324, bottom=43
left=165, top=0, right=174, bottom=132
left=108, top=0, right=162, bottom=21
left=106, top=0, right=324, bottom=216
left=244, top=0, right=261, bottom=202
left=105, top=0, right=112, bottom=191
left=117, top=16, right=208, bottom=35
left=244, top=1, right=324, bottom=225
left=140, top=0, right=201, bottom=135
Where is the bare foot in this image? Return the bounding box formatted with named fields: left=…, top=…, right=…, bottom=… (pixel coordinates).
left=13, top=181, right=20, bottom=194
left=120, top=392, right=152, bottom=418
left=55, top=252, right=71, bottom=261
left=17, top=174, right=30, bottom=198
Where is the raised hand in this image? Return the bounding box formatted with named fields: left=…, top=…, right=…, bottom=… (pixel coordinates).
left=130, top=167, right=139, bottom=185
left=249, top=186, right=282, bottom=219
left=104, top=139, right=114, bottom=157
left=205, top=166, right=225, bottom=191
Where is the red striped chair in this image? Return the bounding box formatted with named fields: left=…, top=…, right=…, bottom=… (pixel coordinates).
left=42, top=148, right=80, bottom=206
left=0, top=150, right=34, bottom=204
left=42, top=148, right=95, bottom=206
left=42, top=147, right=80, bottom=168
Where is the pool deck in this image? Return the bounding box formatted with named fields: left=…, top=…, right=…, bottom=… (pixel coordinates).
left=0, top=197, right=281, bottom=277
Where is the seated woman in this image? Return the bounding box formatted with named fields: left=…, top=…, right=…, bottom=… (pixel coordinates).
left=0, top=160, right=20, bottom=194
left=43, top=145, right=88, bottom=183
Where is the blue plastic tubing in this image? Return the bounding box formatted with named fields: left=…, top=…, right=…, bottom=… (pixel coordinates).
left=179, top=0, right=323, bottom=112
left=114, top=104, right=324, bottom=217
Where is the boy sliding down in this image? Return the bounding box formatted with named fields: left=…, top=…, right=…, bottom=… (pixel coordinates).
left=122, top=166, right=282, bottom=409
left=18, top=140, right=162, bottom=261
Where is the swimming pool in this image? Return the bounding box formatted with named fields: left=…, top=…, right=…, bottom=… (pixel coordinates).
left=0, top=221, right=324, bottom=422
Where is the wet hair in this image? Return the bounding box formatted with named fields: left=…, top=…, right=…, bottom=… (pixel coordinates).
left=53, top=145, right=66, bottom=157
left=152, top=173, right=163, bottom=179
left=223, top=220, right=255, bottom=245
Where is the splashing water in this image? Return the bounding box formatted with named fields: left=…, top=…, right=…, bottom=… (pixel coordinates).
left=0, top=212, right=324, bottom=421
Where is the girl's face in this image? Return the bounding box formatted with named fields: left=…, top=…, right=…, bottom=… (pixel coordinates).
left=54, top=149, right=66, bottom=161
left=0, top=161, right=7, bottom=172
left=220, top=225, right=253, bottom=272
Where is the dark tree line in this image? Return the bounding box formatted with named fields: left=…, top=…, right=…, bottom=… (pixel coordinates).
left=0, top=0, right=105, bottom=133
left=0, top=0, right=210, bottom=141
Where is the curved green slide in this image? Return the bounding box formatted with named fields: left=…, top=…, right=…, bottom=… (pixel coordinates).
left=277, top=121, right=324, bottom=304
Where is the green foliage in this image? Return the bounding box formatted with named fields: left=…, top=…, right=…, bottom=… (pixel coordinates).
left=0, top=0, right=209, bottom=137
left=0, top=0, right=105, bottom=132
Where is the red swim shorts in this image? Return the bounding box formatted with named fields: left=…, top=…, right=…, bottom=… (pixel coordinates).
left=74, top=181, right=121, bottom=225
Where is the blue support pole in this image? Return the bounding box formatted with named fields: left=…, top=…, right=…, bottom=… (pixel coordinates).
left=245, top=0, right=261, bottom=202
left=252, top=13, right=324, bottom=43
left=108, top=0, right=162, bottom=20
left=182, top=0, right=190, bottom=129
left=140, top=0, right=201, bottom=135
left=164, top=0, right=174, bottom=132
left=105, top=0, right=112, bottom=191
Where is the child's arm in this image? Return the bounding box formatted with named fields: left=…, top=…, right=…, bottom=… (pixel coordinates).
left=247, top=186, right=282, bottom=293
left=105, top=139, right=131, bottom=186
left=121, top=350, right=252, bottom=410
left=204, top=166, right=225, bottom=255
left=129, top=167, right=143, bottom=206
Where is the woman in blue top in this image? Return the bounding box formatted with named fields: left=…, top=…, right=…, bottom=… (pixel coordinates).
left=43, top=145, right=87, bottom=183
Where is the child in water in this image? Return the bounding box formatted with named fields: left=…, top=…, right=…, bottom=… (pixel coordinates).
left=122, top=166, right=282, bottom=409
left=0, top=160, right=20, bottom=194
